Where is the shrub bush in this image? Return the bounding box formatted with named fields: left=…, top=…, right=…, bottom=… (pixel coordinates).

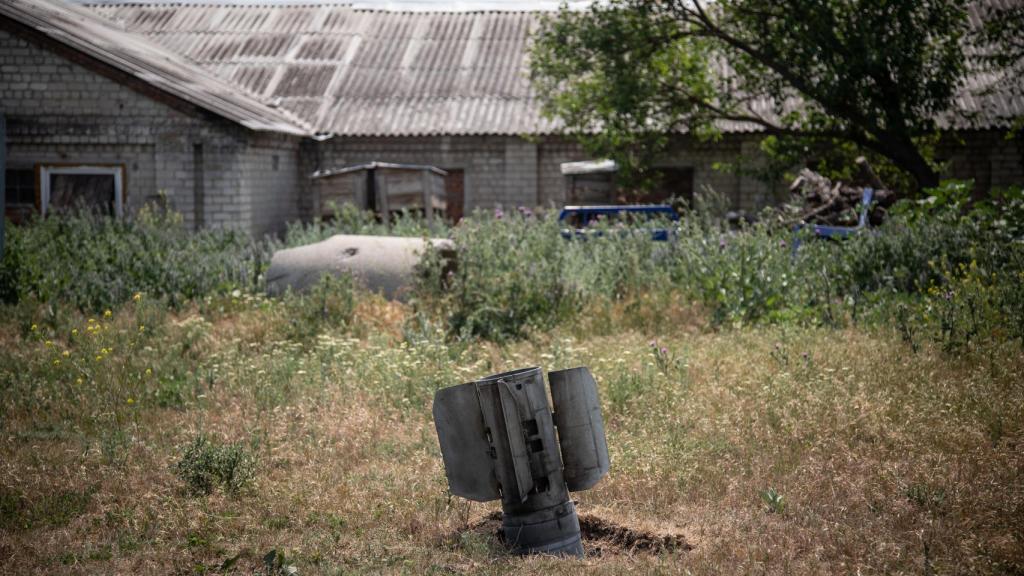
left=4, top=182, right=1020, bottom=347
left=175, top=434, right=257, bottom=496
left=1, top=207, right=261, bottom=312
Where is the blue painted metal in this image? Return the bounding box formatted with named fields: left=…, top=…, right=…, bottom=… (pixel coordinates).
left=807, top=188, right=874, bottom=238
left=557, top=204, right=679, bottom=241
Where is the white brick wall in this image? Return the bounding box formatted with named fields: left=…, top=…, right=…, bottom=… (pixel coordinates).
left=0, top=28, right=302, bottom=236
left=244, top=133, right=302, bottom=237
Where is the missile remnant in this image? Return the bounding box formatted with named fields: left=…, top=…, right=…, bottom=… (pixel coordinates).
left=433, top=366, right=609, bottom=556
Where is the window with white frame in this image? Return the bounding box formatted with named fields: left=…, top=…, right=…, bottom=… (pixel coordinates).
left=39, top=165, right=125, bottom=217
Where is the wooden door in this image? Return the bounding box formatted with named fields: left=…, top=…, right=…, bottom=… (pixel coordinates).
left=444, top=169, right=464, bottom=222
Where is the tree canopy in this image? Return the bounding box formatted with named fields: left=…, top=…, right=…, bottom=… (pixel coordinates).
left=530, top=0, right=1022, bottom=192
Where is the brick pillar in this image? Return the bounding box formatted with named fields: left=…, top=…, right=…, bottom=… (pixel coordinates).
left=738, top=137, right=770, bottom=211
left=504, top=137, right=539, bottom=208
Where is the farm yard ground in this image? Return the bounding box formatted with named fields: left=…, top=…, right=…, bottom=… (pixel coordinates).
left=1, top=293, right=1021, bottom=575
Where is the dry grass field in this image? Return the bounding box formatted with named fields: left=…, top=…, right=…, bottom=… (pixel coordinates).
left=1, top=293, right=1021, bottom=575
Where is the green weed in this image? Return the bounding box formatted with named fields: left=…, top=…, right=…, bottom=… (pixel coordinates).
left=175, top=434, right=258, bottom=496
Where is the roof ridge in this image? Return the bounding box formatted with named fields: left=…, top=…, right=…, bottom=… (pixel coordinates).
left=82, top=2, right=549, bottom=14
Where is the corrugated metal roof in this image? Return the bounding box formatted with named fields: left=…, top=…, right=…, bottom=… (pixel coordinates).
left=0, top=0, right=310, bottom=135
left=34, top=1, right=1024, bottom=137
left=87, top=2, right=1021, bottom=137
left=87, top=3, right=558, bottom=136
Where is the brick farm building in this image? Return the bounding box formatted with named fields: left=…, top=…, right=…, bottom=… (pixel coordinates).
left=2, top=0, right=1022, bottom=236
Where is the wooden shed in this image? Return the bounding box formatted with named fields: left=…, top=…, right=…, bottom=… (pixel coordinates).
left=311, top=161, right=448, bottom=222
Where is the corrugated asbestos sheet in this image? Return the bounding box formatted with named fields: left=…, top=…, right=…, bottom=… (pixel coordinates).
left=10, top=1, right=1021, bottom=138
left=0, top=0, right=310, bottom=135
left=950, top=0, right=1024, bottom=130
left=88, top=3, right=559, bottom=136
left=87, top=2, right=1022, bottom=137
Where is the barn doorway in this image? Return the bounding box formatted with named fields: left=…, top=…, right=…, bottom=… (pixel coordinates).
left=444, top=168, right=465, bottom=222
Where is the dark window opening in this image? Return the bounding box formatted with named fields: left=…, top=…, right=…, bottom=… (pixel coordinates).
left=4, top=169, right=34, bottom=206
left=616, top=167, right=695, bottom=205
left=4, top=169, right=35, bottom=224
left=49, top=173, right=116, bottom=215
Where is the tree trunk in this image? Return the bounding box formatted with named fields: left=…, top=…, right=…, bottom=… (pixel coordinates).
left=873, top=133, right=940, bottom=193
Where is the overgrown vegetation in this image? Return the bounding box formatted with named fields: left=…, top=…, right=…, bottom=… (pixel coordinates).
left=416, top=183, right=1024, bottom=343
left=176, top=434, right=258, bottom=496
left=0, top=184, right=1021, bottom=573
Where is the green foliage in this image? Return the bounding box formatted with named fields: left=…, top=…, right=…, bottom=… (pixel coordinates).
left=278, top=273, right=356, bottom=341
left=416, top=211, right=582, bottom=341
left=416, top=209, right=674, bottom=341
left=262, top=549, right=299, bottom=576
left=530, top=4, right=717, bottom=183
left=760, top=487, right=786, bottom=514
left=0, top=207, right=262, bottom=312
left=747, top=133, right=941, bottom=194
left=175, top=434, right=258, bottom=496
left=277, top=203, right=448, bottom=250
left=412, top=185, right=1022, bottom=349
left=530, top=0, right=1014, bottom=190
left=3, top=194, right=1021, bottom=354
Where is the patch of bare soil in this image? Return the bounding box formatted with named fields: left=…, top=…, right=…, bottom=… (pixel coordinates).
left=462, top=511, right=692, bottom=558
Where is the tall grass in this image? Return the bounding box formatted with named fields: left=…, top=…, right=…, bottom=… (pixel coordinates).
left=416, top=187, right=1023, bottom=342
left=0, top=185, right=1021, bottom=574
left=0, top=207, right=262, bottom=311
left=2, top=183, right=1021, bottom=347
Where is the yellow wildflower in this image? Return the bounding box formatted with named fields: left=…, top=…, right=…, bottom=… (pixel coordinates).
left=71, top=329, right=78, bottom=336
left=103, top=310, right=112, bottom=318
left=133, top=292, right=142, bottom=302
left=45, top=340, right=53, bottom=347
left=30, top=324, right=37, bottom=332
left=62, top=350, right=70, bottom=358
left=145, top=368, right=152, bottom=376
left=126, top=398, right=134, bottom=405
left=53, top=359, right=60, bottom=366
left=75, top=378, right=83, bottom=385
